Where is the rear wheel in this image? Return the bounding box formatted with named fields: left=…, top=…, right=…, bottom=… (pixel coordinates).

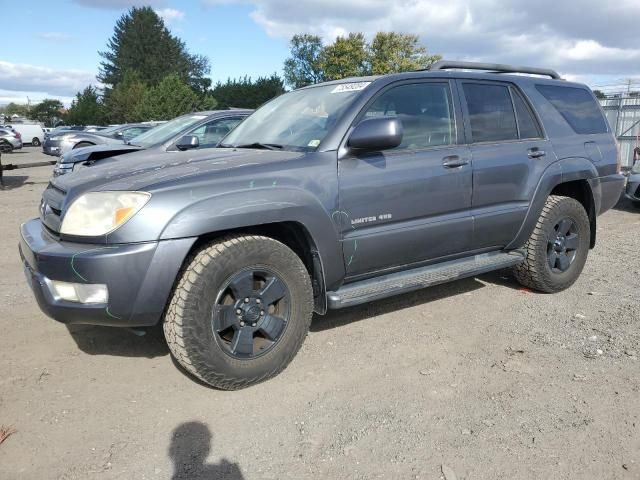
left=31, top=137, right=41, bottom=147
left=163, top=235, right=314, bottom=390
left=513, top=195, right=590, bottom=293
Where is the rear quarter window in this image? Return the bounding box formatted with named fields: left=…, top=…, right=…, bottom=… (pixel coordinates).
left=536, top=85, right=608, bottom=134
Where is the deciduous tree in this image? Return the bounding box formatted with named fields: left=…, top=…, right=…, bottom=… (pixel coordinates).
left=283, top=34, right=325, bottom=89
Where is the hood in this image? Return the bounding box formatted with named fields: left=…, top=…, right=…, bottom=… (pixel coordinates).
left=52, top=147, right=305, bottom=200
left=60, top=143, right=143, bottom=164
left=65, top=132, right=124, bottom=144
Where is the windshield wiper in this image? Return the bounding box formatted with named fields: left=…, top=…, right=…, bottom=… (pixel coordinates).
left=233, top=142, right=283, bottom=150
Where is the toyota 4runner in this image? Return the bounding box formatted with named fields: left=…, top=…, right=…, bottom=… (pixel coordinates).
left=20, top=61, right=625, bottom=389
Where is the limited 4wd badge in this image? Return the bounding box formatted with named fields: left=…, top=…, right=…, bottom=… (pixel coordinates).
left=351, top=213, right=392, bottom=226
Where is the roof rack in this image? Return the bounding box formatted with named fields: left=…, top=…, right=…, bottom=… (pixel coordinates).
left=428, top=60, right=562, bottom=80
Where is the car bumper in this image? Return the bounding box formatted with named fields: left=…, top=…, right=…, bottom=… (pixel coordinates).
left=42, top=141, right=61, bottom=156
left=19, top=219, right=196, bottom=327
left=624, top=173, right=640, bottom=202
left=593, top=173, right=626, bottom=214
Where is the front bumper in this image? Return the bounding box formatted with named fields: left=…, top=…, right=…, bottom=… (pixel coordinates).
left=624, top=173, right=640, bottom=202
left=19, top=219, right=196, bottom=327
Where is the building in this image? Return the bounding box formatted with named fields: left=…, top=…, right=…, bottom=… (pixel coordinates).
left=600, top=96, right=640, bottom=170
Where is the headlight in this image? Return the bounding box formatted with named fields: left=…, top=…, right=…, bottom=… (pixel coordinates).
left=50, top=135, right=65, bottom=141
left=60, top=191, right=151, bottom=236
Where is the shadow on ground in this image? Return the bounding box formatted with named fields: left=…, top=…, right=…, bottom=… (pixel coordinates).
left=312, top=273, right=500, bottom=332
left=169, top=422, right=244, bottom=480
left=0, top=175, right=33, bottom=190
left=613, top=195, right=639, bottom=213
left=66, top=323, right=169, bottom=358
left=64, top=269, right=527, bottom=358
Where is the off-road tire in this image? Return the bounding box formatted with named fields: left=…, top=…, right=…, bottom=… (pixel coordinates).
left=163, top=235, right=314, bottom=390
left=31, top=137, right=41, bottom=146
left=513, top=195, right=590, bottom=293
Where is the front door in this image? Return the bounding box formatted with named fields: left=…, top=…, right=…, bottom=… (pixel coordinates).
left=338, top=80, right=473, bottom=278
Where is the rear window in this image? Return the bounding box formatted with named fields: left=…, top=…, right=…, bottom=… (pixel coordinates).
left=536, top=85, right=608, bottom=134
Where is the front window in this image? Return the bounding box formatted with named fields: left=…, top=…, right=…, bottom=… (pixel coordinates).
left=221, top=83, right=368, bottom=151
left=129, top=114, right=210, bottom=148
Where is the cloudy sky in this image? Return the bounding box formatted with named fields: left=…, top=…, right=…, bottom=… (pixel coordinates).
left=3, top=0, right=640, bottom=106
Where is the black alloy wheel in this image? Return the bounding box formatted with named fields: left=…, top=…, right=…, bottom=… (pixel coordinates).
left=213, top=268, right=291, bottom=359
left=547, top=217, right=579, bottom=273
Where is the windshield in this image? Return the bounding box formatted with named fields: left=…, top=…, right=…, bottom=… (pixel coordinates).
left=221, top=83, right=369, bottom=151
left=128, top=114, right=209, bottom=147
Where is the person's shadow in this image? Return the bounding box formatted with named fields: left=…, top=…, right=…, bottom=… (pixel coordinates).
left=169, top=422, right=244, bottom=480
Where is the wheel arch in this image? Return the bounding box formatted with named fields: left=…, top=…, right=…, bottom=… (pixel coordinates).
left=184, top=221, right=329, bottom=314
left=507, top=157, right=598, bottom=250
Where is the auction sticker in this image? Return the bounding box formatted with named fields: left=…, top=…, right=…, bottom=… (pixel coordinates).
left=331, top=82, right=371, bottom=93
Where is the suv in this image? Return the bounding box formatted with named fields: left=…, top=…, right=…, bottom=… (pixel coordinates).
left=20, top=61, right=625, bottom=390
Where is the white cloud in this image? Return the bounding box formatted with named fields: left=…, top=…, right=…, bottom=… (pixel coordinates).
left=37, top=32, right=73, bottom=42
left=155, top=7, right=186, bottom=23
left=0, top=62, right=97, bottom=101
left=207, top=0, right=640, bottom=81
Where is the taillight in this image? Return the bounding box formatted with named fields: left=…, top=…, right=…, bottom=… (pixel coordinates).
left=14, top=131, right=21, bottom=139
left=615, top=141, right=622, bottom=174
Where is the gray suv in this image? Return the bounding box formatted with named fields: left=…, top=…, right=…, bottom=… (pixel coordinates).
left=20, top=61, right=625, bottom=390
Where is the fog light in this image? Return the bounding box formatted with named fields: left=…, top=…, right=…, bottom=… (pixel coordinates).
left=47, top=280, right=108, bottom=304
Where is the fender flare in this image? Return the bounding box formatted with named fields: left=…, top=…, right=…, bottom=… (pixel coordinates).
left=159, top=187, right=346, bottom=289
left=506, top=157, right=598, bottom=250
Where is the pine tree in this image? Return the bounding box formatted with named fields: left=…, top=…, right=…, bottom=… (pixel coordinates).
left=98, top=7, right=211, bottom=94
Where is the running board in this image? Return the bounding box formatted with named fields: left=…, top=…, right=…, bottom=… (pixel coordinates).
left=327, top=251, right=524, bottom=309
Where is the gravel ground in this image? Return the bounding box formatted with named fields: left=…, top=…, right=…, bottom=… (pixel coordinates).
left=1, top=147, right=639, bottom=480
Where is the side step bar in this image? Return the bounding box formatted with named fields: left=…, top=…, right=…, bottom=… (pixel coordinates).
left=327, top=251, right=524, bottom=309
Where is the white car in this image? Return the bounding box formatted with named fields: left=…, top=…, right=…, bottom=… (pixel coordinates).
left=10, top=123, right=44, bottom=146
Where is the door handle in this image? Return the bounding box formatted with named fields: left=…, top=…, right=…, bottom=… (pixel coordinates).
left=442, top=155, right=469, bottom=168
left=528, top=148, right=546, bottom=159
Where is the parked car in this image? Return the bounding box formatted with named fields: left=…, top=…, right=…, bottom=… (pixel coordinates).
left=20, top=61, right=625, bottom=389
left=11, top=123, right=44, bottom=146
left=43, top=123, right=157, bottom=157
left=53, top=110, right=251, bottom=176
left=625, top=160, right=640, bottom=205
left=0, top=127, right=22, bottom=152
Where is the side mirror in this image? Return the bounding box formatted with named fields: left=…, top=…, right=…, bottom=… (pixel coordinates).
left=347, top=117, right=403, bottom=152
left=176, top=135, right=199, bottom=151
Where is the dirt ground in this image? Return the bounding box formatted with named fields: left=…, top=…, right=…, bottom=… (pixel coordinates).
left=0, top=147, right=638, bottom=480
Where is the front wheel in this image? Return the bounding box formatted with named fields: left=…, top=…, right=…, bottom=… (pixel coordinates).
left=31, top=137, right=41, bottom=147
left=513, top=195, right=590, bottom=293
left=163, top=235, right=314, bottom=390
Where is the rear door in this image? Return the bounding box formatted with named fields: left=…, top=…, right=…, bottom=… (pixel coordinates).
left=338, top=80, right=473, bottom=278
left=457, top=80, right=554, bottom=249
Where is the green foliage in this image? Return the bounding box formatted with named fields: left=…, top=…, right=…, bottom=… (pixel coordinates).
left=98, top=6, right=211, bottom=94
left=369, top=32, right=441, bottom=75
left=66, top=87, right=105, bottom=126
left=283, top=32, right=441, bottom=87
left=593, top=89, right=606, bottom=99
left=212, top=74, right=285, bottom=109
left=283, top=34, right=325, bottom=89
left=29, top=99, right=64, bottom=127
left=1, top=102, right=29, bottom=117
left=320, top=33, right=368, bottom=81
left=137, top=74, right=217, bottom=120
left=105, top=70, right=148, bottom=123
